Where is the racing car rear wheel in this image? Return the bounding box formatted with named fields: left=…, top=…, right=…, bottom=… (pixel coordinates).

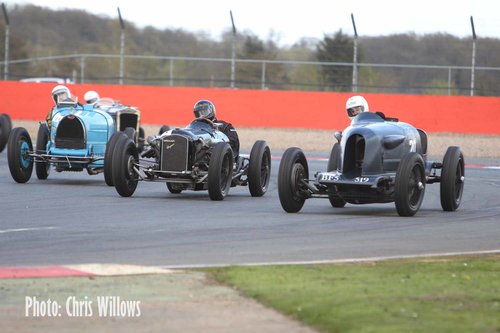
left=248, top=140, right=271, bottom=197
left=278, top=147, right=309, bottom=213
left=112, top=136, right=139, bottom=197
left=327, top=143, right=346, bottom=208
left=104, top=131, right=127, bottom=186
left=440, top=146, right=464, bottom=211
left=158, top=125, right=170, bottom=135
left=138, top=127, right=146, bottom=152
left=166, top=182, right=183, bottom=194
left=208, top=142, right=233, bottom=201
left=394, top=152, right=426, bottom=217
left=7, top=127, right=34, bottom=183
left=0, top=113, right=12, bottom=153
left=35, top=123, right=50, bottom=180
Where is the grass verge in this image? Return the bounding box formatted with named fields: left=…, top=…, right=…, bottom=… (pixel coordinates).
left=207, top=254, right=500, bottom=333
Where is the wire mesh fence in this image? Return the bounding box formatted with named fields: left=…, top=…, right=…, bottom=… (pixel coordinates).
left=4, top=53, right=500, bottom=96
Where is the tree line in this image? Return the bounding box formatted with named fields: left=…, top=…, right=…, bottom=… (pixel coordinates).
left=1, top=4, right=499, bottom=95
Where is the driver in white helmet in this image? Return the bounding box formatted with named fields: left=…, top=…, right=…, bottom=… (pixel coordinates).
left=84, top=90, right=100, bottom=106
left=46, top=85, right=73, bottom=128
left=346, top=95, right=369, bottom=122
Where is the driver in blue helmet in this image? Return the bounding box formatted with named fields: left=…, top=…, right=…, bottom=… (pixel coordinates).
left=193, top=99, right=240, bottom=159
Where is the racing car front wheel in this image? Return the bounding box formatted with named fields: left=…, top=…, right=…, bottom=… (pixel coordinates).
left=104, top=132, right=128, bottom=186
left=440, top=146, right=464, bottom=212
left=394, top=152, right=426, bottom=217
left=0, top=113, right=12, bottom=153
left=112, top=136, right=139, bottom=197
left=35, top=123, right=50, bottom=180
left=327, top=143, right=346, bottom=208
left=278, top=147, right=309, bottom=213
left=7, top=127, right=34, bottom=183
left=248, top=140, right=271, bottom=197
left=208, top=142, right=233, bottom=201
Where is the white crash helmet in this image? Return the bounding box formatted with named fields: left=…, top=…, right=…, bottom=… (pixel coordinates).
left=84, top=90, right=100, bottom=105
left=51, top=85, right=71, bottom=104
left=346, top=95, right=369, bottom=120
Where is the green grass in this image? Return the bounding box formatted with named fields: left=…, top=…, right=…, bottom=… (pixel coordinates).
left=207, top=255, right=500, bottom=333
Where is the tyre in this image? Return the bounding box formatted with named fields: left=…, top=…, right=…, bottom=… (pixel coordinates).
left=0, top=113, right=12, bottom=153
left=394, top=152, right=426, bottom=217
left=166, top=182, right=183, bottom=194
left=7, top=127, right=33, bottom=183
left=278, top=147, right=309, bottom=213
left=208, top=142, right=233, bottom=201
left=138, top=127, right=146, bottom=152
left=440, top=146, right=465, bottom=211
left=124, top=127, right=136, bottom=141
left=248, top=140, right=271, bottom=197
left=35, top=123, right=51, bottom=180
left=158, top=125, right=170, bottom=135
left=326, top=143, right=346, bottom=208
left=104, top=131, right=127, bottom=186
left=112, top=136, right=139, bottom=197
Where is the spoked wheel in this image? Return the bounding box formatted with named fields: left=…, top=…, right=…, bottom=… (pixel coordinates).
left=7, top=127, right=34, bottom=183
left=394, top=152, right=426, bottom=217
left=327, top=143, right=346, bottom=208
left=112, top=136, right=139, bottom=197
left=35, top=123, right=51, bottom=180
left=278, top=147, right=309, bottom=213
left=104, top=132, right=127, bottom=186
left=208, top=142, right=233, bottom=201
left=0, top=113, right=12, bottom=153
left=440, top=146, right=465, bottom=211
left=248, top=140, right=271, bottom=197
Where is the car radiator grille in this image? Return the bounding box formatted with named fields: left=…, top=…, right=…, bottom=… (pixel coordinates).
left=55, top=116, right=85, bottom=149
left=160, top=135, right=189, bottom=172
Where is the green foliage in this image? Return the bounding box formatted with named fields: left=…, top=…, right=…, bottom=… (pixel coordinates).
left=316, top=30, right=356, bottom=91
left=208, top=255, right=500, bottom=333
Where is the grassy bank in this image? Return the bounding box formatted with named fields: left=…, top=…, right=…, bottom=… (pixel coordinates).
left=208, top=255, right=500, bottom=332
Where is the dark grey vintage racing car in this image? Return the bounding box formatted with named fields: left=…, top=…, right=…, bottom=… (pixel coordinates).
left=110, top=118, right=271, bottom=200
left=278, top=112, right=464, bottom=217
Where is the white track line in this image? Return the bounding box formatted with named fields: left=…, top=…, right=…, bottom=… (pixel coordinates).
left=160, top=249, right=500, bottom=269
left=0, top=226, right=56, bottom=234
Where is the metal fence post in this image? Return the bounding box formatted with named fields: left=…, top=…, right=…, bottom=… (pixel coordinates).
left=169, top=58, right=173, bottom=86
left=261, top=61, right=266, bottom=90
left=80, top=56, right=85, bottom=83
left=447, top=67, right=452, bottom=96
left=2, top=3, right=10, bottom=81
left=470, top=16, right=477, bottom=96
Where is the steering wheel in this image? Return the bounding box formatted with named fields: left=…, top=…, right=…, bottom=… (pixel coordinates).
left=195, top=117, right=216, bottom=128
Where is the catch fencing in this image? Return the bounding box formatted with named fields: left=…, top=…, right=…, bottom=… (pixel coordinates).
left=4, top=53, right=500, bottom=96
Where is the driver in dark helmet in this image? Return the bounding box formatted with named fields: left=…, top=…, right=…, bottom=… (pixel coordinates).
left=193, top=99, right=240, bottom=159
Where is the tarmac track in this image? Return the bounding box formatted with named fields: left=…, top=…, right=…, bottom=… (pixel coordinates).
left=1, top=151, right=499, bottom=268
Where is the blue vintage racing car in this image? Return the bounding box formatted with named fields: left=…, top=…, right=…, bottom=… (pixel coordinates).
left=278, top=112, right=465, bottom=217
left=7, top=96, right=142, bottom=184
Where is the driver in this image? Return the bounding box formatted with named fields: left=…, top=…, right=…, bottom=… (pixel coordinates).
left=346, top=95, right=369, bottom=122
left=84, top=90, right=100, bottom=106
left=46, top=85, right=74, bottom=128
left=193, top=99, right=240, bottom=159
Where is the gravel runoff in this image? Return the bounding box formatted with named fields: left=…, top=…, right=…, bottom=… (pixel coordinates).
left=13, top=120, right=500, bottom=159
